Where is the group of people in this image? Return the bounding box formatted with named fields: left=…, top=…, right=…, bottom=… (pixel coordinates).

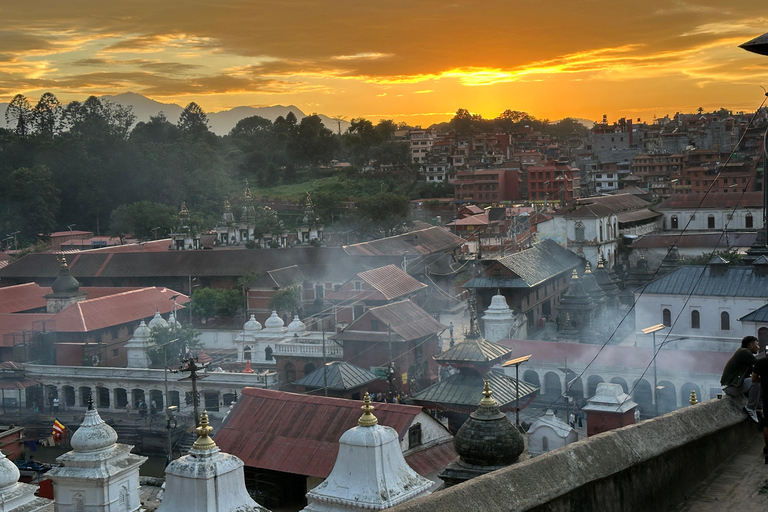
left=721, top=335, right=768, bottom=463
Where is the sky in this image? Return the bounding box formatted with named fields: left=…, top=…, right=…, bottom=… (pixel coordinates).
left=2, top=1, right=768, bottom=126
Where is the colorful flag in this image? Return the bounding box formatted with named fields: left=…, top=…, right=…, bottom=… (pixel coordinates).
left=52, top=419, right=65, bottom=439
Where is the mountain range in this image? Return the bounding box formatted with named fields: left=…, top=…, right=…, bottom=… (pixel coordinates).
left=0, top=92, right=351, bottom=136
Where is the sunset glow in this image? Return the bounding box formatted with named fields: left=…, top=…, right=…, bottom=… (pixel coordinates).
left=2, top=1, right=767, bottom=125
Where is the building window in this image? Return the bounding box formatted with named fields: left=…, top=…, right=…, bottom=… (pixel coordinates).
left=542, top=436, right=550, bottom=452
left=671, top=215, right=678, bottom=229
left=746, top=213, right=753, bottom=228
left=265, top=346, right=273, bottom=361
left=691, top=310, right=700, bottom=329
left=353, top=281, right=362, bottom=291
left=721, top=312, right=730, bottom=331
left=708, top=215, right=715, bottom=229
left=408, top=423, right=422, bottom=448
left=662, top=308, right=671, bottom=327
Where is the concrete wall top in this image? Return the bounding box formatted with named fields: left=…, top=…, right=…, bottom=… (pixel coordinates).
left=391, top=397, right=746, bottom=512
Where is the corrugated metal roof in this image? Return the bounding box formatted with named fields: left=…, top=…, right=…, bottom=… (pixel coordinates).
left=404, top=440, right=457, bottom=475
left=462, top=276, right=530, bottom=289
left=215, top=388, right=426, bottom=478
left=358, top=265, right=427, bottom=301
left=740, top=303, right=768, bottom=322
left=367, top=300, right=446, bottom=341
left=434, top=339, right=511, bottom=364
left=412, top=370, right=538, bottom=410
left=655, top=192, right=764, bottom=210
left=637, top=265, right=768, bottom=298
left=343, top=226, right=464, bottom=257
left=617, top=209, right=662, bottom=223
left=494, top=239, right=582, bottom=287
left=0, top=283, right=48, bottom=313
left=294, top=361, right=379, bottom=389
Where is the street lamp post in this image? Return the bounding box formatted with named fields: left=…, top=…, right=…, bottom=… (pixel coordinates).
left=642, top=323, right=688, bottom=417
left=502, top=354, right=532, bottom=429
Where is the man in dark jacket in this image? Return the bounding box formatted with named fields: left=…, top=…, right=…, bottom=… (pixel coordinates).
left=721, top=336, right=760, bottom=422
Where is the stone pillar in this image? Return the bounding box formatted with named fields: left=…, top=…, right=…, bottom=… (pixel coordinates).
left=108, top=388, right=116, bottom=411
left=74, top=387, right=81, bottom=408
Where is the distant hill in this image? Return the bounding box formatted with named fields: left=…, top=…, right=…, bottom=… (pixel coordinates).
left=0, top=92, right=350, bottom=135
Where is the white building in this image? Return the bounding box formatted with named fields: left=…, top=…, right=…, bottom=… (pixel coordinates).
left=655, top=192, right=763, bottom=232
left=527, top=410, right=578, bottom=457
left=47, top=400, right=147, bottom=512
left=409, top=128, right=435, bottom=164
left=633, top=257, right=768, bottom=351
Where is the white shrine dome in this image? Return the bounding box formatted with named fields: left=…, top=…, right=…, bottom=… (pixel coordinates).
left=148, top=310, right=169, bottom=329
left=132, top=320, right=151, bottom=340
left=168, top=312, right=182, bottom=329
left=483, top=293, right=514, bottom=320
left=0, top=450, right=20, bottom=490
left=287, top=315, right=306, bottom=333
left=70, top=402, right=118, bottom=453
left=243, top=314, right=262, bottom=332
left=264, top=310, right=284, bottom=330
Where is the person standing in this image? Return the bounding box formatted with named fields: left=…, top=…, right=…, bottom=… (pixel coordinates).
left=751, top=350, right=768, bottom=464
left=52, top=396, right=59, bottom=414
left=721, top=336, right=761, bottom=422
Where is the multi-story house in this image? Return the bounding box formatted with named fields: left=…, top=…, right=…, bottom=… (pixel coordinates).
left=526, top=163, right=579, bottom=203
left=454, top=168, right=523, bottom=204
left=654, top=192, right=764, bottom=232
left=409, top=127, right=435, bottom=164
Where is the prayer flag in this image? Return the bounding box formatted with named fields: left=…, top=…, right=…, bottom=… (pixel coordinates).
left=52, top=419, right=65, bottom=439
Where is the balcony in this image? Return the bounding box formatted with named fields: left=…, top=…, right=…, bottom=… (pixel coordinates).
left=274, top=340, right=344, bottom=358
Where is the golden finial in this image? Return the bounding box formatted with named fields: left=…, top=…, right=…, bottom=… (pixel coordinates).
left=689, top=390, right=698, bottom=405
left=585, top=262, right=592, bottom=273
left=191, top=410, right=217, bottom=451
left=358, top=392, right=378, bottom=427
left=224, top=197, right=231, bottom=208
left=479, top=381, right=497, bottom=406
left=180, top=202, right=190, bottom=218
left=571, top=269, right=579, bottom=279
left=597, top=255, right=605, bottom=268
left=243, top=179, right=253, bottom=200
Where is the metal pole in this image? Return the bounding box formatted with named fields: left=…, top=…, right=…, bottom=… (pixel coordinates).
left=653, top=332, right=658, bottom=417
left=322, top=321, right=328, bottom=397
left=388, top=325, right=394, bottom=402
left=515, top=363, right=520, bottom=428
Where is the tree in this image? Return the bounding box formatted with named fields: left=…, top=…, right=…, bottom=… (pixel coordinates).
left=0, top=166, right=61, bottom=244
left=352, top=192, right=412, bottom=237
left=291, top=114, right=337, bottom=168
left=5, top=94, right=32, bottom=136
left=148, top=324, right=201, bottom=368
left=178, top=102, right=210, bottom=137
left=32, top=92, right=61, bottom=139
left=190, top=288, right=219, bottom=321
left=108, top=201, right=178, bottom=240
left=268, top=286, right=303, bottom=316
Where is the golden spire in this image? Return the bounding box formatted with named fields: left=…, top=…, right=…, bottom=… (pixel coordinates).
left=192, top=410, right=217, bottom=451
left=358, top=392, right=378, bottom=427
left=479, top=381, right=497, bottom=406
left=689, top=390, right=698, bottom=405
left=597, top=254, right=605, bottom=268
left=585, top=262, right=592, bottom=274
left=571, top=269, right=579, bottom=279
left=243, top=179, right=253, bottom=200
left=224, top=197, right=231, bottom=208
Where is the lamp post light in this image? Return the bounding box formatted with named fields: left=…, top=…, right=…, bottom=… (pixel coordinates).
left=502, top=354, right=532, bottom=430
left=642, top=324, right=688, bottom=417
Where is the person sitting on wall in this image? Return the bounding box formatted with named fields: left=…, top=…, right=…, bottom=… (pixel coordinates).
left=751, top=348, right=768, bottom=464
left=721, top=335, right=761, bottom=423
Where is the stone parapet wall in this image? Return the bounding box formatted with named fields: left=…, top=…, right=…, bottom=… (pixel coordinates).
left=392, top=396, right=751, bottom=512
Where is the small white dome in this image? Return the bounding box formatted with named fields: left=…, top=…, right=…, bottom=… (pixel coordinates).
left=70, top=403, right=118, bottom=453
left=148, top=310, right=168, bottom=329
left=132, top=320, right=151, bottom=339
left=264, top=310, right=284, bottom=330
left=243, top=314, right=262, bottom=332
left=168, top=312, right=182, bottom=329
left=287, top=315, right=306, bottom=333
left=0, top=450, right=20, bottom=490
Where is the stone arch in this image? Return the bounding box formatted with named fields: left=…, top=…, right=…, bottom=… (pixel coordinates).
left=543, top=372, right=561, bottom=397
left=721, top=311, right=730, bottom=331
left=149, top=389, right=164, bottom=411
left=119, top=486, right=130, bottom=512
left=96, top=386, right=109, bottom=408
left=759, top=327, right=768, bottom=354
left=662, top=308, right=671, bottom=327
left=62, top=386, right=75, bottom=407
left=523, top=370, right=540, bottom=387
left=633, top=379, right=653, bottom=415
left=243, top=346, right=252, bottom=361
left=265, top=346, right=273, bottom=361
left=568, top=377, right=584, bottom=402
left=114, top=388, right=128, bottom=408
left=657, top=380, right=676, bottom=413
left=542, top=436, right=550, bottom=452
left=587, top=375, right=604, bottom=398
left=284, top=362, right=297, bottom=384
left=79, top=386, right=92, bottom=406
left=131, top=389, right=145, bottom=408
left=680, top=382, right=701, bottom=406
left=610, top=377, right=628, bottom=394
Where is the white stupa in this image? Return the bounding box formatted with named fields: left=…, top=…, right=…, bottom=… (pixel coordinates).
left=124, top=320, right=152, bottom=368
left=47, top=397, right=146, bottom=512
left=287, top=315, right=307, bottom=334
left=302, top=393, right=432, bottom=512
left=148, top=309, right=169, bottom=330
left=263, top=311, right=286, bottom=333
left=482, top=293, right=515, bottom=342
left=0, top=448, right=51, bottom=511
left=157, top=411, right=266, bottom=512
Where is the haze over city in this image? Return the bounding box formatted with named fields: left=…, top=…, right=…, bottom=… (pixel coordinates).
left=2, top=1, right=768, bottom=126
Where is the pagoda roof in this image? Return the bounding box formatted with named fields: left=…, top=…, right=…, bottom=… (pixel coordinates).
left=294, top=361, right=379, bottom=390
left=434, top=338, right=511, bottom=365
left=412, top=370, right=538, bottom=411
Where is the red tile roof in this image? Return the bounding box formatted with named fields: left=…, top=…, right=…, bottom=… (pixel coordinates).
left=0, top=284, right=144, bottom=314
left=51, top=287, right=189, bottom=332
left=215, top=388, right=426, bottom=478
left=358, top=265, right=427, bottom=301
left=333, top=300, right=445, bottom=343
